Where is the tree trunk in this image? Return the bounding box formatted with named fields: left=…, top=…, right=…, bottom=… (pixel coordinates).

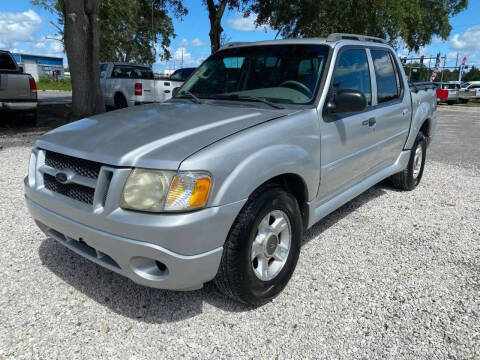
left=62, top=0, right=105, bottom=118
left=209, top=19, right=223, bottom=53
left=206, top=0, right=229, bottom=54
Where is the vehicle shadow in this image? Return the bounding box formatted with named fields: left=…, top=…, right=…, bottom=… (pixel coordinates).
left=37, top=181, right=390, bottom=324
left=303, top=181, right=389, bottom=245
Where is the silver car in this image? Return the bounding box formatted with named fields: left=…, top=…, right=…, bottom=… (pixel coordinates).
left=25, top=34, right=437, bottom=305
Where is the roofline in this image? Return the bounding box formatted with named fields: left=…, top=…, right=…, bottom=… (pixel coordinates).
left=100, top=61, right=151, bottom=68
left=218, top=35, right=393, bottom=52
left=10, top=52, right=63, bottom=61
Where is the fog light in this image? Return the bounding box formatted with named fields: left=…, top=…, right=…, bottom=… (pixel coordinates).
left=130, top=256, right=169, bottom=280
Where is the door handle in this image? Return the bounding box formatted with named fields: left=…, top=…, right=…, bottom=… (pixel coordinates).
left=402, top=108, right=409, bottom=116
left=362, top=118, right=376, bottom=127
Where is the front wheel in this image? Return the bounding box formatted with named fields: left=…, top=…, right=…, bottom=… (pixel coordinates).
left=214, top=186, right=303, bottom=305
left=390, top=131, right=426, bottom=190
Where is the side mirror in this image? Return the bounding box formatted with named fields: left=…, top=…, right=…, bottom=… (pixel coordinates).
left=172, top=87, right=180, bottom=96
left=326, top=89, right=367, bottom=114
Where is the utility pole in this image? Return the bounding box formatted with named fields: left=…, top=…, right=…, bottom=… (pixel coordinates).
left=428, top=57, right=432, bottom=82
left=151, top=2, right=156, bottom=66
left=440, top=56, right=447, bottom=83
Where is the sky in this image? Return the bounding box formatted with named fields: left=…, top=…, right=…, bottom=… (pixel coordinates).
left=1, top=0, right=479, bottom=74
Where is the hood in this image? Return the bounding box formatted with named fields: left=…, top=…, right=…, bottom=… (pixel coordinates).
left=36, top=101, right=293, bottom=169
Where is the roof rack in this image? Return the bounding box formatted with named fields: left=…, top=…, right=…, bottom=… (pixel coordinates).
left=218, top=42, right=250, bottom=51
left=326, top=33, right=388, bottom=44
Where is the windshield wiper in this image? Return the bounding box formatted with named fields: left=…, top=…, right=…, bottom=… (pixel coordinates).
left=210, top=94, right=285, bottom=109
left=180, top=90, right=203, bottom=104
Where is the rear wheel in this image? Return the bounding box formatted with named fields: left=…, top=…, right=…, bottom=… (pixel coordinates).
left=22, top=110, right=37, bottom=127
left=214, top=186, right=303, bottom=305
left=114, top=93, right=128, bottom=109
left=390, top=131, right=426, bottom=190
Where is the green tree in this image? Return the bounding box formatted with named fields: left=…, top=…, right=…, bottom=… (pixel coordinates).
left=203, top=0, right=248, bottom=53
left=99, top=0, right=187, bottom=65
left=33, top=0, right=106, bottom=118
left=462, top=66, right=480, bottom=82
left=249, top=0, right=468, bottom=51
left=32, top=0, right=185, bottom=118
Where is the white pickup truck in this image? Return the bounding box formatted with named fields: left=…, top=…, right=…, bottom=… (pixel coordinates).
left=0, top=50, right=38, bottom=125
left=99, top=62, right=189, bottom=108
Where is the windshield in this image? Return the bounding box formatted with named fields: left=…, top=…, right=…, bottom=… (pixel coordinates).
left=175, top=44, right=330, bottom=105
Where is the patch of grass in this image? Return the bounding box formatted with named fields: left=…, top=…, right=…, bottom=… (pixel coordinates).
left=464, top=101, right=480, bottom=107
left=454, top=100, right=480, bottom=107
left=37, top=77, right=72, bottom=91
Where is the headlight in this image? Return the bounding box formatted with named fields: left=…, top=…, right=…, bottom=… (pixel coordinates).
left=121, top=169, right=212, bottom=213
left=28, top=150, right=38, bottom=187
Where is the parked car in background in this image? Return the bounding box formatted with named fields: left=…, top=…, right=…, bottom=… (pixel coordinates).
left=433, top=82, right=459, bottom=104
left=100, top=62, right=196, bottom=109
left=460, top=81, right=480, bottom=102
left=99, top=62, right=158, bottom=109
left=25, top=34, right=437, bottom=305
left=155, top=67, right=197, bottom=101
left=0, top=50, right=37, bottom=125
left=169, top=67, right=196, bottom=82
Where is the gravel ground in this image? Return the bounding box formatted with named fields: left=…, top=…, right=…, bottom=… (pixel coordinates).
left=0, top=111, right=479, bottom=359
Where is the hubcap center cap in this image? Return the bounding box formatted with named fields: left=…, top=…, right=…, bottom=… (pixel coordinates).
left=264, top=233, right=278, bottom=256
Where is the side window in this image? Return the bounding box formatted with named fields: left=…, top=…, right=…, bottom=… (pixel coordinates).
left=332, top=49, right=372, bottom=106
left=99, top=63, right=107, bottom=78
left=371, top=50, right=400, bottom=103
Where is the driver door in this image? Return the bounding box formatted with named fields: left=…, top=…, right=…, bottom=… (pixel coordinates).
left=317, top=47, right=377, bottom=202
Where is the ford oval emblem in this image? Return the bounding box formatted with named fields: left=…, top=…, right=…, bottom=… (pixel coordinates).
left=55, top=172, right=68, bottom=184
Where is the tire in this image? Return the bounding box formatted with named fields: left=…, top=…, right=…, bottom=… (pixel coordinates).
left=23, top=110, right=37, bottom=127
left=390, top=131, right=426, bottom=190
left=214, top=186, right=303, bottom=305
left=114, top=93, right=128, bottom=109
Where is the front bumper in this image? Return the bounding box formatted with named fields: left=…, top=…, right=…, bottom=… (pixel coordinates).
left=25, top=178, right=246, bottom=290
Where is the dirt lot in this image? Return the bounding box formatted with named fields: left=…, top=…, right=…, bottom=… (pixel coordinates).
left=0, top=106, right=479, bottom=359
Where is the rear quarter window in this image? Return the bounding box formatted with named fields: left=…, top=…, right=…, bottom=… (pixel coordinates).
left=0, top=53, right=17, bottom=70
left=371, top=50, right=401, bottom=103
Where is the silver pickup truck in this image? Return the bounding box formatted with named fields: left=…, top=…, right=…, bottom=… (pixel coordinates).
left=0, top=50, right=38, bottom=125
left=25, top=34, right=437, bottom=305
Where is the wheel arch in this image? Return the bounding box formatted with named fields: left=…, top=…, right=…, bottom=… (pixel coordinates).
left=248, top=173, right=310, bottom=230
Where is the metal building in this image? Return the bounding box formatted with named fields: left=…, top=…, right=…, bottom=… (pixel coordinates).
left=11, top=53, right=64, bottom=82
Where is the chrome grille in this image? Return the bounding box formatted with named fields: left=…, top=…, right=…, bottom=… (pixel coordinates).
left=45, top=151, right=101, bottom=179
left=44, top=173, right=95, bottom=205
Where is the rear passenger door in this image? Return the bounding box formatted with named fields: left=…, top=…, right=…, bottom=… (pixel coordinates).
left=368, top=49, right=411, bottom=168
left=318, top=47, right=377, bottom=201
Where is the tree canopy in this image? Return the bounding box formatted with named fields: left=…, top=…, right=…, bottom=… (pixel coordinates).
left=99, top=0, right=186, bottom=64
left=32, top=0, right=187, bottom=65
left=462, top=65, right=480, bottom=82
left=249, top=0, right=468, bottom=51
